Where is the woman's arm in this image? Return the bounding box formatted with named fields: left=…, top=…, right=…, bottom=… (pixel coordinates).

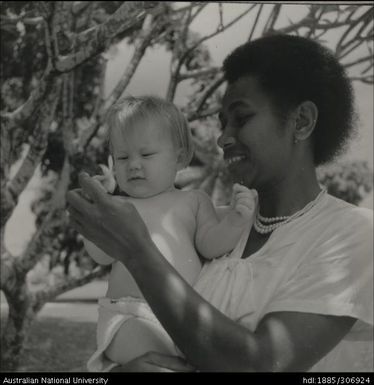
left=110, top=352, right=196, bottom=372
left=124, top=239, right=355, bottom=371
left=67, top=174, right=356, bottom=372
left=83, top=238, right=114, bottom=265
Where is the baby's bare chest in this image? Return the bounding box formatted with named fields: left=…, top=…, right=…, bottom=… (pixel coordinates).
left=127, top=194, right=202, bottom=279
left=128, top=194, right=196, bottom=239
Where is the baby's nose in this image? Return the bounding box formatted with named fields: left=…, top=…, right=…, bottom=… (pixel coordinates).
left=129, top=159, right=142, bottom=170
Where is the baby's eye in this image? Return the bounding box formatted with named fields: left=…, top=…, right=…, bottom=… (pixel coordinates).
left=116, top=156, right=128, bottom=160
left=142, top=153, right=155, bottom=158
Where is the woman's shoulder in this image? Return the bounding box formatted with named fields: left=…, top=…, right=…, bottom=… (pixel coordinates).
left=303, top=194, right=373, bottom=255
left=322, top=194, right=373, bottom=228
left=280, top=193, right=373, bottom=249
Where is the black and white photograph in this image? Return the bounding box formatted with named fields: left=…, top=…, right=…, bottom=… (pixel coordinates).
left=1, top=1, right=373, bottom=376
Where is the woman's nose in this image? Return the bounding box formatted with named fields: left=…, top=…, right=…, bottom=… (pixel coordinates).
left=217, top=133, right=236, bottom=149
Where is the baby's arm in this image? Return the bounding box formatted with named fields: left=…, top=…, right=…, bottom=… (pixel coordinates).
left=194, top=184, right=257, bottom=260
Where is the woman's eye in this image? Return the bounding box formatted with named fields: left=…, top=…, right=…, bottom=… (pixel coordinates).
left=117, top=156, right=128, bottom=161
left=218, top=114, right=226, bottom=130
left=235, top=115, right=252, bottom=126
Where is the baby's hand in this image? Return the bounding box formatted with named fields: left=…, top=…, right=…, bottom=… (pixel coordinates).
left=92, top=156, right=116, bottom=194
left=228, top=183, right=257, bottom=226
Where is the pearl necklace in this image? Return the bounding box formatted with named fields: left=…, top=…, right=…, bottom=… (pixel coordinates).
left=254, top=188, right=327, bottom=234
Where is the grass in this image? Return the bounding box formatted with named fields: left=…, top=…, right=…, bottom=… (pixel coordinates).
left=3, top=316, right=96, bottom=372
left=2, top=308, right=373, bottom=372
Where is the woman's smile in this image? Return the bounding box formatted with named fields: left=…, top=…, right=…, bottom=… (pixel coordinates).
left=225, top=155, right=247, bottom=166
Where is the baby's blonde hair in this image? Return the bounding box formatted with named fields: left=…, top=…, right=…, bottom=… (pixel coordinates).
left=106, top=95, right=194, bottom=168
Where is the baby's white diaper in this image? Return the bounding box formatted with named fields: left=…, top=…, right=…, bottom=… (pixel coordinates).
left=87, top=297, right=180, bottom=372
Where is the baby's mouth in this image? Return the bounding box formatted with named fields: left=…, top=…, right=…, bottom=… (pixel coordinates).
left=128, top=176, right=145, bottom=181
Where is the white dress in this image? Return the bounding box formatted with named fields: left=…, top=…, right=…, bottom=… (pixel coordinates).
left=194, top=193, right=373, bottom=372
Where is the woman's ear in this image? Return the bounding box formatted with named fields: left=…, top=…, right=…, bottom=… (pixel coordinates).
left=293, top=101, right=318, bottom=142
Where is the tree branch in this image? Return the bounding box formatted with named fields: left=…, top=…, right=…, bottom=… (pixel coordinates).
left=0, top=15, right=44, bottom=27
left=1, top=80, right=61, bottom=229
left=151, top=3, right=207, bottom=47
left=1, top=154, right=70, bottom=302
left=306, top=6, right=325, bottom=38
left=0, top=3, right=67, bottom=128
left=349, top=75, right=373, bottom=84
left=0, top=64, right=55, bottom=127
left=140, top=2, right=207, bottom=45
left=0, top=227, right=16, bottom=292
left=248, top=4, right=263, bottom=41
left=181, top=4, right=256, bottom=66
left=35, top=1, right=54, bottom=21
left=105, top=13, right=159, bottom=109
left=274, top=6, right=314, bottom=35
left=190, top=3, right=209, bottom=24
left=192, top=74, right=225, bottom=117
left=312, top=20, right=357, bottom=30
left=336, top=7, right=373, bottom=56
left=361, top=54, right=373, bottom=75
left=85, top=58, right=107, bottom=135
left=71, top=1, right=92, bottom=16
left=18, top=156, right=71, bottom=275
left=262, top=3, right=282, bottom=35
left=79, top=121, right=101, bottom=154
left=54, top=2, right=162, bottom=73
left=62, top=73, right=75, bottom=157
left=337, top=38, right=366, bottom=61
left=43, top=18, right=54, bottom=62
left=167, top=4, right=255, bottom=102
left=169, top=2, right=206, bottom=16
left=178, top=67, right=221, bottom=81
left=180, top=5, right=194, bottom=52
left=188, top=105, right=221, bottom=123
left=166, top=7, right=195, bottom=101
left=32, top=265, right=110, bottom=311
left=81, top=13, right=164, bottom=151
left=343, top=55, right=373, bottom=69
left=0, top=116, right=13, bottom=216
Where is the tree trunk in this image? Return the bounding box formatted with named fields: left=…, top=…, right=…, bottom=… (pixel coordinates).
left=1, top=280, right=36, bottom=372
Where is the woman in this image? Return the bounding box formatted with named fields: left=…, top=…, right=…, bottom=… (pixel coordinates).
left=67, top=34, right=373, bottom=372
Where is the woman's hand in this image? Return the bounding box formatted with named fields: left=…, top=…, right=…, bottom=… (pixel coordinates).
left=110, top=352, right=196, bottom=372
left=66, top=172, right=152, bottom=265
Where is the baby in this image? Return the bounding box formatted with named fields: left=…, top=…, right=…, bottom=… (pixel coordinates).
left=85, top=96, right=256, bottom=372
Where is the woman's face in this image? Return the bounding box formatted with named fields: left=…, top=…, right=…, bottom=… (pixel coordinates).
left=218, top=75, right=294, bottom=190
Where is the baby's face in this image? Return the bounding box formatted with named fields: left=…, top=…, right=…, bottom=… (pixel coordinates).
left=110, top=121, right=180, bottom=198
